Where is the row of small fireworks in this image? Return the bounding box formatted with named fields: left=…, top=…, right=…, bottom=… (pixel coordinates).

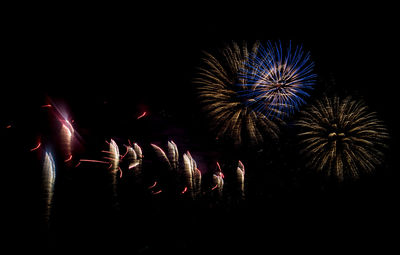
left=35, top=107, right=246, bottom=227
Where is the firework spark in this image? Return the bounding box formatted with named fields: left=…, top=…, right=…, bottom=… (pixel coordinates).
left=42, top=151, right=56, bottom=225
left=239, top=41, right=316, bottom=118
left=296, top=96, right=389, bottom=180
left=194, top=41, right=282, bottom=147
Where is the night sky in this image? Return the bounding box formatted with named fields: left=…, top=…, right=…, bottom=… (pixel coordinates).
left=2, top=10, right=399, bottom=253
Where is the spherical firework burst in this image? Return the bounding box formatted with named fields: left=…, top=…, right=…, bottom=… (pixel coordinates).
left=296, top=96, right=389, bottom=180
left=194, top=41, right=282, bottom=147
left=239, top=41, right=316, bottom=118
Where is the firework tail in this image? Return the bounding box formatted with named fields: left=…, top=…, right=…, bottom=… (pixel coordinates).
left=60, top=120, right=74, bottom=164
left=236, top=160, right=245, bottom=199
left=108, top=139, right=120, bottom=208
left=42, top=151, right=56, bottom=227
left=125, top=144, right=143, bottom=179
left=182, top=151, right=203, bottom=199
left=167, top=140, right=179, bottom=171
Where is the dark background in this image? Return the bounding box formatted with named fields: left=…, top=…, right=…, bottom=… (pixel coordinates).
left=2, top=8, right=399, bottom=253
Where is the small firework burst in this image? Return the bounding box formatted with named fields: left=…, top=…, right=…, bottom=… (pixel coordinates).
left=194, top=41, right=282, bottom=147
left=239, top=41, right=316, bottom=118
left=296, top=96, right=389, bottom=180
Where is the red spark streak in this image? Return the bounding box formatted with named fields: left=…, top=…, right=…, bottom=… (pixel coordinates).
left=215, top=162, right=224, bottom=178
left=238, top=160, right=245, bottom=174
left=41, top=104, right=52, bottom=108
left=79, top=159, right=109, bottom=164
left=64, top=155, right=73, bottom=162
left=103, top=156, right=118, bottom=161
left=148, top=181, right=157, bottom=189
left=75, top=162, right=81, bottom=168
left=216, top=161, right=222, bottom=172
left=6, top=125, right=12, bottom=129
left=30, top=142, right=41, bottom=151
left=181, top=187, right=188, bottom=194
left=120, top=147, right=129, bottom=159
left=152, top=190, right=162, bottom=195
left=119, top=167, right=123, bottom=178
left=101, top=150, right=114, bottom=154
left=137, top=111, right=147, bottom=119
left=211, top=184, right=218, bottom=190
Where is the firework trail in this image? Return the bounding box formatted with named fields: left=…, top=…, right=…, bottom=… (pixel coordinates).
left=236, top=160, right=245, bottom=198
left=150, top=141, right=178, bottom=171
left=194, top=41, right=282, bottom=147
left=124, top=143, right=143, bottom=178
left=239, top=41, right=316, bottom=118
left=296, top=96, right=389, bottom=180
left=133, top=142, right=143, bottom=159
left=61, top=119, right=74, bottom=163
left=167, top=141, right=179, bottom=170
left=182, top=152, right=202, bottom=198
left=42, top=151, right=56, bottom=226
left=108, top=139, right=120, bottom=207
left=151, top=143, right=172, bottom=170
left=150, top=142, right=176, bottom=196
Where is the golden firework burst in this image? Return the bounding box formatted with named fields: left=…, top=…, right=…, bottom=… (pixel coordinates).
left=194, top=41, right=283, bottom=147
left=296, top=96, right=389, bottom=180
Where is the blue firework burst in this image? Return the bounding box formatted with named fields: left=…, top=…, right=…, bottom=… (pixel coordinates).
left=238, top=41, right=317, bottom=119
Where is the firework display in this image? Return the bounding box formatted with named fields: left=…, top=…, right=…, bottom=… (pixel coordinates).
left=9, top=36, right=393, bottom=253
left=296, top=96, right=389, bottom=180
left=195, top=41, right=282, bottom=146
